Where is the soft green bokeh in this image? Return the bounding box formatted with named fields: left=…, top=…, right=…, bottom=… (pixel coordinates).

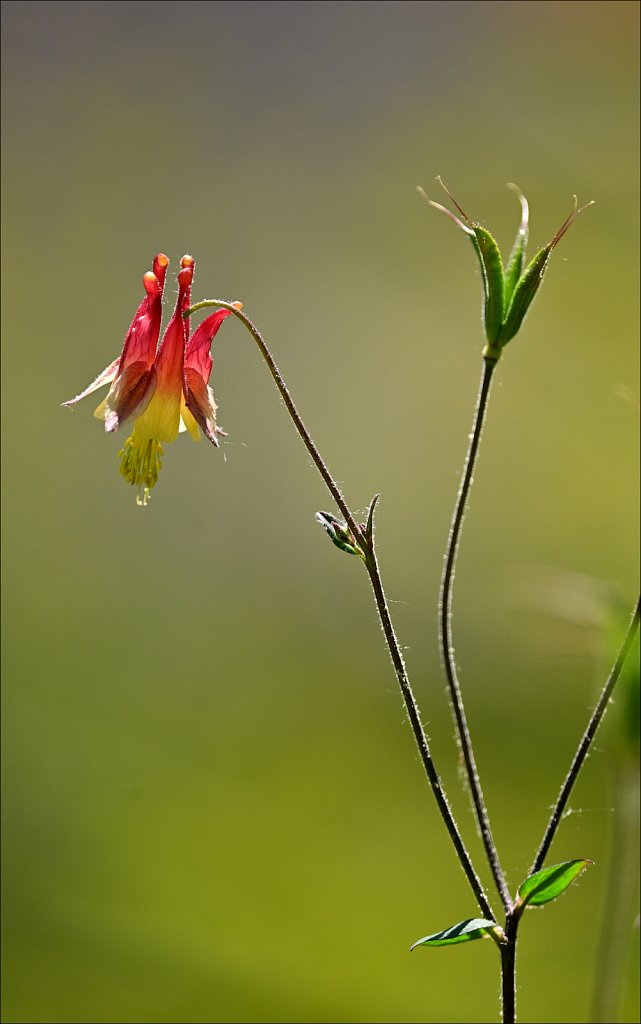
left=2, top=2, right=639, bottom=1022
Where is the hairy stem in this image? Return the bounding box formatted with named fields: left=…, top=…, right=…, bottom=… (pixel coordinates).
left=500, top=911, right=520, bottom=1024
left=187, top=301, right=362, bottom=543
left=531, top=596, right=640, bottom=874
left=186, top=299, right=495, bottom=921
left=364, top=543, right=494, bottom=919
left=440, top=356, right=511, bottom=910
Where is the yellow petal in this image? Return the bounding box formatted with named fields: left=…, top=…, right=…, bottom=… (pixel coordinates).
left=180, top=398, right=202, bottom=442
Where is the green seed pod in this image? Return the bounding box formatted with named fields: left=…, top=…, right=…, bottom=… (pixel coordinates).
left=420, top=178, right=506, bottom=345
left=503, top=184, right=529, bottom=307
left=470, top=226, right=505, bottom=345
left=498, top=195, right=593, bottom=345
left=498, top=244, right=551, bottom=345
left=418, top=180, right=593, bottom=357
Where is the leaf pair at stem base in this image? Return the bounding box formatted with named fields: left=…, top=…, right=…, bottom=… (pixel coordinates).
left=410, top=859, right=592, bottom=951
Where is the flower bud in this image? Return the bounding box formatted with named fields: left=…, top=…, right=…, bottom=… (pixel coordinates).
left=315, top=512, right=364, bottom=559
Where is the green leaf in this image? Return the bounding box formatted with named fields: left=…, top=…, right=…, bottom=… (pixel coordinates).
left=517, top=859, right=593, bottom=907
left=410, top=918, right=497, bottom=949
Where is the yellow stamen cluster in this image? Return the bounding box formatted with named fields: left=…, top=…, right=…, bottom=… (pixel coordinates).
left=118, top=434, right=164, bottom=507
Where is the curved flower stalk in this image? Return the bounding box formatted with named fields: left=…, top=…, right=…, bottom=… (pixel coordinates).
left=63, top=254, right=240, bottom=504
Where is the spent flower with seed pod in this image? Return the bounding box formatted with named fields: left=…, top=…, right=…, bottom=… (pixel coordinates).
left=418, top=179, right=593, bottom=360
left=63, top=254, right=241, bottom=505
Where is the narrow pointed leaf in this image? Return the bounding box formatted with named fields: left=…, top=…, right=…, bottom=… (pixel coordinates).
left=518, top=859, right=592, bottom=907
left=410, top=917, right=497, bottom=949
left=364, top=493, right=380, bottom=544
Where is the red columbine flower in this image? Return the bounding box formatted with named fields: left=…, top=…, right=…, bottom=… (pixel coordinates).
left=64, top=253, right=240, bottom=505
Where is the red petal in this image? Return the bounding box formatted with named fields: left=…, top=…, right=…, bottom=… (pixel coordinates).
left=180, top=255, right=195, bottom=337
left=153, top=261, right=193, bottom=392
left=183, top=366, right=221, bottom=445
left=153, top=253, right=169, bottom=291
left=117, top=254, right=169, bottom=373
left=185, top=309, right=233, bottom=381
left=103, top=362, right=157, bottom=432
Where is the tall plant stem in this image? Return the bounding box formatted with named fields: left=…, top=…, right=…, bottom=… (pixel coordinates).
left=440, top=356, right=511, bottom=911
left=186, top=299, right=495, bottom=922
left=500, top=910, right=520, bottom=1024
left=531, top=596, right=640, bottom=874
left=364, top=542, right=494, bottom=920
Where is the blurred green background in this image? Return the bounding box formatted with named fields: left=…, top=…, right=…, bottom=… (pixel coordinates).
left=2, top=2, right=639, bottom=1021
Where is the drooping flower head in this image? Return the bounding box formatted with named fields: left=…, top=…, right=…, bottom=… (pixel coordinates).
left=64, top=254, right=240, bottom=505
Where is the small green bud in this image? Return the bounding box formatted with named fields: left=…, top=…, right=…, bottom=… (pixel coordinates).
left=418, top=179, right=593, bottom=359
left=315, top=511, right=365, bottom=559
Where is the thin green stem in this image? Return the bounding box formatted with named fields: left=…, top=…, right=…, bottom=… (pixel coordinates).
left=364, top=543, right=494, bottom=920
left=186, top=299, right=495, bottom=921
left=500, top=910, right=520, bottom=1024
left=440, top=357, right=512, bottom=911
left=531, top=596, right=640, bottom=874
left=186, top=300, right=362, bottom=544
